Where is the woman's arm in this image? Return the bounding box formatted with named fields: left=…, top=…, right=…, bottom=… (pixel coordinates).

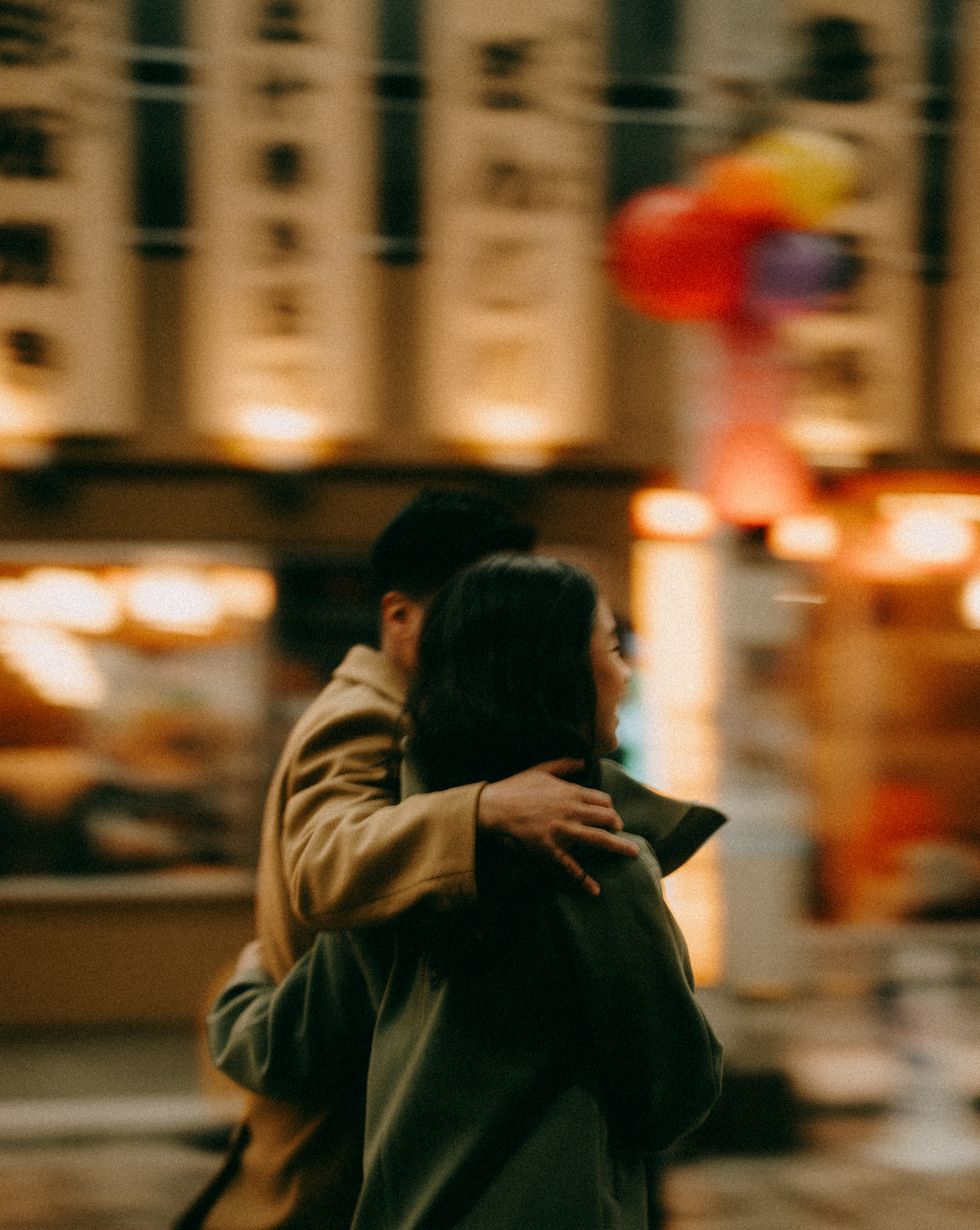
left=206, top=931, right=388, bottom=1105
left=550, top=838, right=723, bottom=1152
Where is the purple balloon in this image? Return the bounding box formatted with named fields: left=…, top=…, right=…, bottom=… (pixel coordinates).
left=745, top=231, right=846, bottom=318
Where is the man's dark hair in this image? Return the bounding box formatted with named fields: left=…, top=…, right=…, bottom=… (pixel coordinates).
left=407, top=552, right=599, bottom=792
left=369, top=489, right=535, bottom=600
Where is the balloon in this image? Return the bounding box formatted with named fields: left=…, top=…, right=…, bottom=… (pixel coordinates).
left=606, top=186, right=751, bottom=321
left=742, top=127, right=861, bottom=227
left=700, top=153, right=797, bottom=232
left=744, top=230, right=848, bottom=318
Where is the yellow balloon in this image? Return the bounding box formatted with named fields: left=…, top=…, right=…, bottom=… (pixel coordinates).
left=744, top=127, right=861, bottom=227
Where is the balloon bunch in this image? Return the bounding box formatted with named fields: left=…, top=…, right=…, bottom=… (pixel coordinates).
left=607, top=127, right=862, bottom=526
left=606, top=126, right=860, bottom=325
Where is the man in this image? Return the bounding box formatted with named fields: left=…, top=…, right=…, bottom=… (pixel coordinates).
left=176, top=490, right=642, bottom=1230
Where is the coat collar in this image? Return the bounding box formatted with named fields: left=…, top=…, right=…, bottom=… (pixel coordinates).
left=333, top=643, right=409, bottom=707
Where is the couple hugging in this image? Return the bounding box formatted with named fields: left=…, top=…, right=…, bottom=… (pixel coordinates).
left=176, top=490, right=724, bottom=1230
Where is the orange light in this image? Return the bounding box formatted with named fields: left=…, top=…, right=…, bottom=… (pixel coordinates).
left=767, top=513, right=840, bottom=562
left=961, top=574, right=980, bottom=628
left=662, top=843, right=725, bottom=987
left=212, top=567, right=277, bottom=621
left=840, top=519, right=922, bottom=582
left=704, top=421, right=814, bottom=527
left=631, top=488, right=718, bottom=541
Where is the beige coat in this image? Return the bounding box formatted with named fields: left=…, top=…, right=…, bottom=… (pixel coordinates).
left=178, top=646, right=485, bottom=1230
left=255, top=645, right=483, bottom=980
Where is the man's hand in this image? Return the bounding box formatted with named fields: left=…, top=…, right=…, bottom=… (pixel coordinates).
left=477, top=759, right=637, bottom=896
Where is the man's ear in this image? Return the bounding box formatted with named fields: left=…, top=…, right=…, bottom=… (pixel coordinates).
left=379, top=591, right=426, bottom=670
left=380, top=590, right=417, bottom=630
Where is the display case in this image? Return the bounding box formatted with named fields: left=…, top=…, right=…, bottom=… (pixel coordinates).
left=0, top=545, right=274, bottom=881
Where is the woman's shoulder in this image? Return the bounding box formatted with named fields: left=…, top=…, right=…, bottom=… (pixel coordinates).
left=598, top=759, right=727, bottom=875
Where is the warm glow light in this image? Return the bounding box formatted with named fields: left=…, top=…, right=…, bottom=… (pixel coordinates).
left=631, top=489, right=718, bottom=541
left=961, top=574, right=980, bottom=629
left=786, top=412, right=878, bottom=465
left=230, top=404, right=329, bottom=468
left=0, top=387, right=55, bottom=467
left=0, top=625, right=106, bottom=708
left=0, top=386, right=49, bottom=437
left=474, top=401, right=547, bottom=444
left=877, top=492, right=980, bottom=522
left=239, top=404, right=320, bottom=445
left=662, top=843, right=725, bottom=987
left=632, top=542, right=722, bottom=714
left=631, top=538, right=723, bottom=985
left=464, top=401, right=554, bottom=469
left=121, top=568, right=223, bottom=635
left=767, top=513, right=841, bottom=561
left=23, top=569, right=121, bottom=634
left=886, top=510, right=977, bottom=567
left=0, top=579, right=38, bottom=623
left=840, top=520, right=921, bottom=582
left=212, top=567, right=277, bottom=621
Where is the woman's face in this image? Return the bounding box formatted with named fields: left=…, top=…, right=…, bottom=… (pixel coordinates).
left=590, top=597, right=631, bottom=754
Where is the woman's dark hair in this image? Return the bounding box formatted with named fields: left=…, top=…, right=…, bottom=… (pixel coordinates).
left=407, top=553, right=600, bottom=791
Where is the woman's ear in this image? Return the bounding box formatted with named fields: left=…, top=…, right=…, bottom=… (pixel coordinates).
left=379, top=591, right=426, bottom=673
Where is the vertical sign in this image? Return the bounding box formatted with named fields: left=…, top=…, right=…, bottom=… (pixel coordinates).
left=776, top=0, right=925, bottom=462
left=421, top=1, right=607, bottom=466
left=0, top=0, right=134, bottom=449
left=682, top=0, right=924, bottom=465
left=187, top=1, right=378, bottom=464
left=943, top=0, right=980, bottom=452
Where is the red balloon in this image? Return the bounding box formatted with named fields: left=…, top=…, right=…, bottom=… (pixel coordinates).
left=607, top=186, right=751, bottom=321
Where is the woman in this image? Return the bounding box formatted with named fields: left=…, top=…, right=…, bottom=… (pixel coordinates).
left=207, top=554, right=723, bottom=1229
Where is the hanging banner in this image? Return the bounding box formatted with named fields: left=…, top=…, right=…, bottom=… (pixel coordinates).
left=680, top=0, right=924, bottom=465
left=0, top=0, right=135, bottom=447
left=777, top=0, right=924, bottom=462
left=421, top=1, right=608, bottom=466
left=187, top=1, right=378, bottom=465
left=944, top=0, right=980, bottom=452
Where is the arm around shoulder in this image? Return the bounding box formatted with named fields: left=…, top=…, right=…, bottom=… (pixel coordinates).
left=278, top=699, right=482, bottom=929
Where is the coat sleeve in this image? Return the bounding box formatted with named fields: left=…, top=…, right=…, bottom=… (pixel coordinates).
left=278, top=697, right=483, bottom=929
left=550, top=838, right=723, bottom=1153
left=206, top=932, right=381, bottom=1106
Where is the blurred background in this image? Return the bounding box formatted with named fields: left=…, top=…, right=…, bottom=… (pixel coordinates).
left=1, top=0, right=979, bottom=1226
